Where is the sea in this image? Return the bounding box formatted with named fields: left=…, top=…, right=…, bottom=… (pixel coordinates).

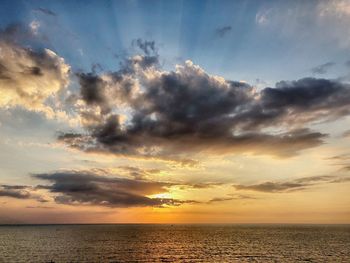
left=0, top=224, right=349, bottom=262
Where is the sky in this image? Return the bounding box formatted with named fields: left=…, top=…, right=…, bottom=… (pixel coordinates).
left=0, top=0, right=350, bottom=224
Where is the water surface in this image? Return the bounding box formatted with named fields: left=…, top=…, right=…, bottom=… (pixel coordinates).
left=0, top=224, right=349, bottom=262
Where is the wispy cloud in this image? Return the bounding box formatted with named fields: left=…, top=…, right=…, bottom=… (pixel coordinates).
left=311, top=62, right=335, bottom=74
left=34, top=7, right=57, bottom=17
left=234, top=175, right=350, bottom=193
left=207, top=194, right=255, bottom=204
left=215, top=26, right=232, bottom=38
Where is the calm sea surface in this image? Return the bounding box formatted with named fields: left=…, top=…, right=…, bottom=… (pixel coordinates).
left=0, top=224, right=349, bottom=262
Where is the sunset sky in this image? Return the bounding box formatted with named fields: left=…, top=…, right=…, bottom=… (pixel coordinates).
left=0, top=0, right=350, bottom=224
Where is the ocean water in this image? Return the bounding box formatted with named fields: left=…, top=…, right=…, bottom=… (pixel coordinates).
left=0, top=224, right=349, bottom=262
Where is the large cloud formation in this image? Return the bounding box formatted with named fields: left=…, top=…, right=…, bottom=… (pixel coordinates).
left=59, top=51, right=350, bottom=159
left=2, top=27, right=350, bottom=159
left=0, top=24, right=70, bottom=117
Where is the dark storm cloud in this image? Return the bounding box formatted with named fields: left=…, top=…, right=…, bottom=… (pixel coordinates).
left=234, top=175, right=349, bottom=193
left=33, top=171, right=197, bottom=207
left=311, top=62, right=335, bottom=74
left=34, top=7, right=57, bottom=17
left=215, top=26, right=232, bottom=38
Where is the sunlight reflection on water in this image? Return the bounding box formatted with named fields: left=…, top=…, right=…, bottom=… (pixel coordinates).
left=0, top=224, right=349, bottom=262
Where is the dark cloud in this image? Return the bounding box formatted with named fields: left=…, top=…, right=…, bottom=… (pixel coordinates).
left=34, top=7, right=57, bottom=17
left=207, top=194, right=255, bottom=203
left=78, top=72, right=109, bottom=112
left=132, top=38, right=157, bottom=56
left=235, top=181, right=306, bottom=193
left=234, top=174, right=349, bottom=193
left=215, top=26, right=232, bottom=38
left=0, top=23, right=34, bottom=43
left=311, top=62, right=335, bottom=74
left=0, top=187, right=31, bottom=199
left=0, top=185, right=46, bottom=202
left=1, top=185, right=28, bottom=190
left=237, top=78, right=350, bottom=130
left=57, top=39, right=350, bottom=160
left=33, top=170, right=197, bottom=208
left=0, top=23, right=49, bottom=45
left=207, top=197, right=237, bottom=203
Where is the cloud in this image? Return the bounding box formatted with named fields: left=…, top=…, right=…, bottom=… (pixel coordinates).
left=326, top=153, right=350, bottom=173
left=34, top=7, right=57, bottom=17
left=77, top=72, right=110, bottom=113
left=33, top=170, right=197, bottom=208
left=255, top=2, right=350, bottom=48
left=26, top=206, right=54, bottom=209
left=59, top=55, right=350, bottom=160
left=255, top=9, right=272, bottom=26
left=0, top=23, right=36, bottom=43
left=234, top=175, right=349, bottom=193
left=0, top=184, right=46, bottom=201
left=117, top=166, right=161, bottom=180
left=311, top=62, right=335, bottom=74
left=0, top=30, right=346, bottom=159
left=215, top=26, right=232, bottom=38
left=29, top=20, right=40, bottom=35
left=239, top=78, right=350, bottom=129
left=0, top=25, right=70, bottom=117
left=0, top=185, right=31, bottom=199
left=207, top=194, right=254, bottom=203
left=132, top=38, right=157, bottom=56
left=235, top=181, right=306, bottom=193
left=318, top=0, right=350, bottom=18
